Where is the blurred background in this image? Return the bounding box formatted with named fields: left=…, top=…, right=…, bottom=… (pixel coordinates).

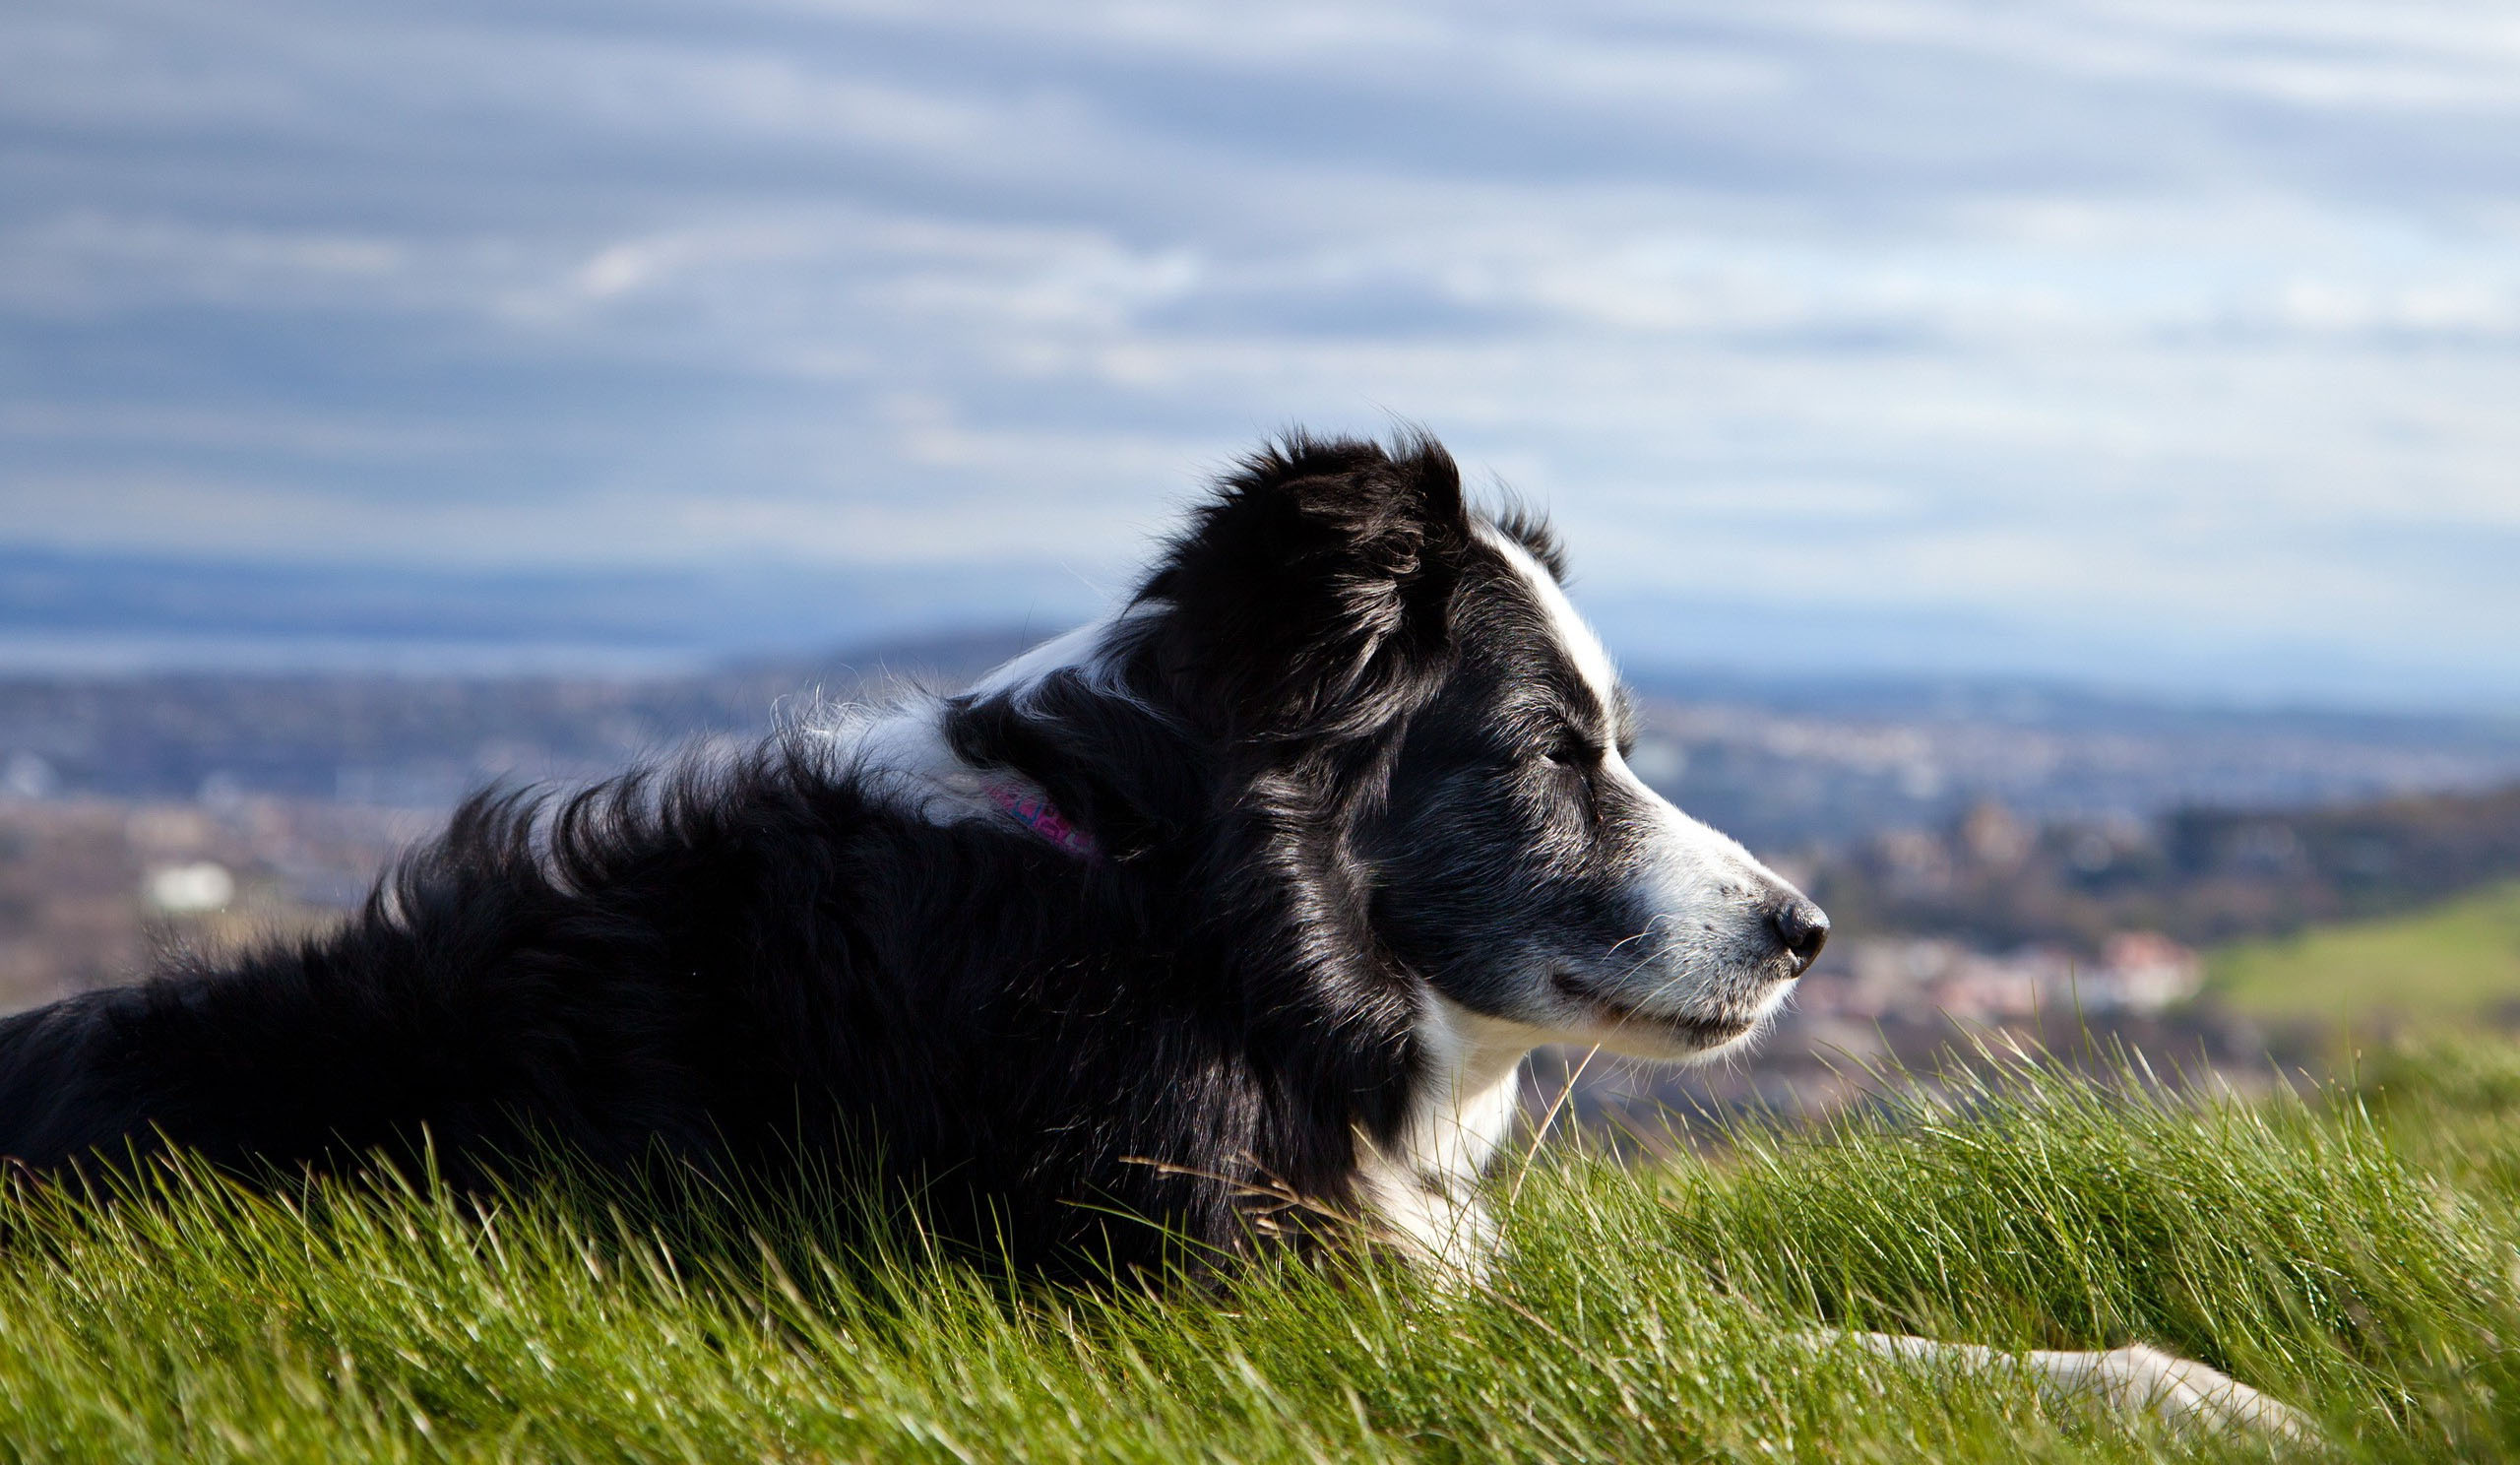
left=4, top=1, right=2518, bottom=1126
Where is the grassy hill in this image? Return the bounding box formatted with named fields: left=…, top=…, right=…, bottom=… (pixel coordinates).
left=2, top=1051, right=2516, bottom=1462
left=2207, top=878, right=2520, bottom=1026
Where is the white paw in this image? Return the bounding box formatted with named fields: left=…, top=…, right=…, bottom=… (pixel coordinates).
left=1822, top=1330, right=2318, bottom=1442
left=2056, top=1343, right=2319, bottom=1442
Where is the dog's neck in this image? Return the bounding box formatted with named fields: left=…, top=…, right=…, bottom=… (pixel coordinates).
left=1354, top=995, right=1544, bottom=1279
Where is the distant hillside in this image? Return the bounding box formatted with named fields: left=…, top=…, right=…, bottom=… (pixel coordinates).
left=2208, top=880, right=2520, bottom=1027
left=1809, top=783, right=2520, bottom=954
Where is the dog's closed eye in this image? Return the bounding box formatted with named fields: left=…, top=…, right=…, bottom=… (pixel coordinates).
left=1543, top=738, right=1598, bottom=768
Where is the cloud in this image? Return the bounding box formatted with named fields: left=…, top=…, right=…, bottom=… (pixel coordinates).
left=2, top=0, right=2518, bottom=703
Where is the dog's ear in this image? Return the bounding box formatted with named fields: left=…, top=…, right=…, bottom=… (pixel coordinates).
left=1139, top=432, right=1471, bottom=742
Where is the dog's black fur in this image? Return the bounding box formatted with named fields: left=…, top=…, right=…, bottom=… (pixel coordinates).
left=0, top=434, right=1604, bottom=1274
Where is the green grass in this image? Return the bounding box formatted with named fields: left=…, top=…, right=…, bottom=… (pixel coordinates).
left=2208, top=879, right=2520, bottom=1026
left=3, top=1050, right=2517, bottom=1463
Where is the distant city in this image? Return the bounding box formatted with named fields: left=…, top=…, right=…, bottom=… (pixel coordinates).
left=7, top=625, right=2515, bottom=842
left=5, top=625, right=2518, bottom=1131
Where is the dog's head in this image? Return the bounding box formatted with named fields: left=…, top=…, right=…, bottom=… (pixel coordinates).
left=1129, top=433, right=1826, bottom=1061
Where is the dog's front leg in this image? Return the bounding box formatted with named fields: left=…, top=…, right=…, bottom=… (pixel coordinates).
left=1819, top=1330, right=2317, bottom=1441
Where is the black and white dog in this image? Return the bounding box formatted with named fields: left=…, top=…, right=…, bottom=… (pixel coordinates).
left=0, top=434, right=2301, bottom=1433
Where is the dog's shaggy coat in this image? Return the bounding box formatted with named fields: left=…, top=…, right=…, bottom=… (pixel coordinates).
left=0, top=435, right=1820, bottom=1274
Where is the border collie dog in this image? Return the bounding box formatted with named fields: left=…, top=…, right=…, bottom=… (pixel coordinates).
left=0, top=433, right=2302, bottom=1433
left=0, top=433, right=1807, bottom=1270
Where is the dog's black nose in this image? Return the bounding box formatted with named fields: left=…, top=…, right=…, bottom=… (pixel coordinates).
left=1771, top=900, right=1830, bottom=973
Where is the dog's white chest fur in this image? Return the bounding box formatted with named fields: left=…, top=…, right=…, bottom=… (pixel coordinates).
left=1353, top=997, right=1545, bottom=1277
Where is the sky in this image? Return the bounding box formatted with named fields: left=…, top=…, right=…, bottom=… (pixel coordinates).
left=4, top=0, right=2519, bottom=705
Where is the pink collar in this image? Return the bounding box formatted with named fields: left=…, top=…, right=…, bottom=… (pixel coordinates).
left=983, top=782, right=1099, bottom=860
